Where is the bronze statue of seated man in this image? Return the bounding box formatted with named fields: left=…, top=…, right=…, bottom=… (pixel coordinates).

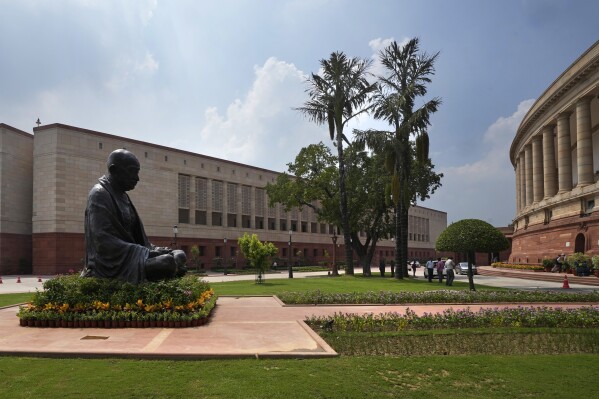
left=81, top=149, right=187, bottom=284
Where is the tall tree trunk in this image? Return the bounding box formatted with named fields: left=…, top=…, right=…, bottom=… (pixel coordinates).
left=399, top=198, right=410, bottom=278
left=337, top=131, right=353, bottom=275
left=394, top=204, right=403, bottom=279
left=364, top=237, right=378, bottom=276
left=395, top=133, right=411, bottom=279
left=467, top=251, right=476, bottom=291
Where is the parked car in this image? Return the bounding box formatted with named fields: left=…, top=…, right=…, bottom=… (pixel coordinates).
left=408, top=260, right=420, bottom=269
left=457, top=262, right=477, bottom=275
left=423, top=261, right=447, bottom=278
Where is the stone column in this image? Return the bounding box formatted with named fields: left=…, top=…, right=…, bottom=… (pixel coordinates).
left=525, top=144, right=533, bottom=206
left=515, top=157, right=521, bottom=212
left=532, top=136, right=544, bottom=203
left=542, top=124, right=557, bottom=198
left=557, top=112, right=573, bottom=192
left=519, top=152, right=526, bottom=209
left=576, top=96, right=594, bottom=186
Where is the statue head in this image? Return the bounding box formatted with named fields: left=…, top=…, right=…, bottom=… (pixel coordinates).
left=107, top=149, right=140, bottom=192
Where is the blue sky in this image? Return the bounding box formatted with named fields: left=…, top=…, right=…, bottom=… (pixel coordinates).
left=1, top=0, right=598, bottom=226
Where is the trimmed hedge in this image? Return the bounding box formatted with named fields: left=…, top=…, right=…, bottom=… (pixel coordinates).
left=278, top=289, right=599, bottom=304
left=307, top=307, right=599, bottom=356
left=492, top=262, right=544, bottom=271
left=17, top=275, right=217, bottom=328
left=307, top=306, right=599, bottom=332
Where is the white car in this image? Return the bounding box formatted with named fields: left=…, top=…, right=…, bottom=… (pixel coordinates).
left=457, top=262, right=477, bottom=275
left=423, top=261, right=447, bottom=278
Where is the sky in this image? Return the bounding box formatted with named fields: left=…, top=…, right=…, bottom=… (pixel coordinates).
left=1, top=0, right=598, bottom=226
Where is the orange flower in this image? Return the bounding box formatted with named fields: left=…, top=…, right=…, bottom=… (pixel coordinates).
left=144, top=304, right=156, bottom=312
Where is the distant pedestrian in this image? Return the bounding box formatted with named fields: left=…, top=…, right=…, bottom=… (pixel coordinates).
left=411, top=260, right=418, bottom=277
left=436, top=258, right=445, bottom=283
left=552, top=254, right=564, bottom=273
left=445, top=257, right=455, bottom=286
left=379, top=258, right=386, bottom=277
left=426, top=258, right=434, bottom=282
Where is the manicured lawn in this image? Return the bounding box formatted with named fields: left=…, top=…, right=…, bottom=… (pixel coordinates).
left=0, top=293, right=33, bottom=307
left=0, top=275, right=500, bottom=307
left=1, top=355, right=598, bottom=398
left=209, top=274, right=504, bottom=296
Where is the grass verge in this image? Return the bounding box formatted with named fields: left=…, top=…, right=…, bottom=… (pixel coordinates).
left=209, top=274, right=502, bottom=296
left=1, top=355, right=598, bottom=398
left=0, top=293, right=33, bottom=307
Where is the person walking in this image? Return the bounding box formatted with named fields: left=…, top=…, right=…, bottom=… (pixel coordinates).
left=411, top=260, right=418, bottom=277
left=445, top=256, right=456, bottom=286
left=426, top=257, right=435, bottom=282
left=436, top=258, right=445, bottom=283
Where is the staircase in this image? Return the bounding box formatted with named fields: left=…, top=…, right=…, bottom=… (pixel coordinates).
left=477, top=266, right=599, bottom=287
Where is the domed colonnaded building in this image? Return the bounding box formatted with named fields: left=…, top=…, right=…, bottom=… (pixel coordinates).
left=511, top=40, right=599, bottom=263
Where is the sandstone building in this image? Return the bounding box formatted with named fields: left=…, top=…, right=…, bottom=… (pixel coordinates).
left=0, top=122, right=446, bottom=275
left=510, top=40, right=599, bottom=263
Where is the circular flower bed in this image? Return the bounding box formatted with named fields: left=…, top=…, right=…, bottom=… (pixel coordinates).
left=17, top=275, right=217, bottom=328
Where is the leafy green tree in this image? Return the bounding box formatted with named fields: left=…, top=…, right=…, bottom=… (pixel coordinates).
left=296, top=52, right=376, bottom=275
left=266, top=142, right=393, bottom=276
left=237, top=234, right=278, bottom=281
left=357, top=38, right=441, bottom=279
left=436, top=219, right=510, bottom=291
left=189, top=245, right=201, bottom=271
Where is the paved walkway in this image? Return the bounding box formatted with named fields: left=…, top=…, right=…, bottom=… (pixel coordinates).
left=1, top=296, right=595, bottom=359
left=2, top=268, right=598, bottom=294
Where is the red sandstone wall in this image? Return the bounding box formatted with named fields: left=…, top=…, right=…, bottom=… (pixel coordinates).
left=32, top=233, right=85, bottom=275
left=0, top=233, right=32, bottom=275
left=510, top=214, right=599, bottom=264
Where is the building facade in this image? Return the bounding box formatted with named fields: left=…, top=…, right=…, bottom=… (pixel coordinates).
left=510, top=40, right=599, bottom=263
left=0, top=122, right=447, bottom=275
left=0, top=124, right=33, bottom=274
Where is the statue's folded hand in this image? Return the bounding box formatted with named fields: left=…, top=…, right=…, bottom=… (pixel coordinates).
left=149, top=247, right=172, bottom=258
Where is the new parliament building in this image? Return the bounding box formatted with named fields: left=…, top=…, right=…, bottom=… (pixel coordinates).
left=0, top=122, right=447, bottom=275
left=511, top=40, right=599, bottom=263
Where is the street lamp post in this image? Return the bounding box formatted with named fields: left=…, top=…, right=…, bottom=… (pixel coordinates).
left=288, top=229, right=293, bottom=278
left=331, top=230, right=338, bottom=276
left=172, top=225, right=178, bottom=248
left=223, top=237, right=228, bottom=275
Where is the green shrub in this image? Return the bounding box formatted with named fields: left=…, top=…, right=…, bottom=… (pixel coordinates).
left=18, top=275, right=216, bottom=323
left=307, top=306, right=599, bottom=332
left=278, top=289, right=599, bottom=305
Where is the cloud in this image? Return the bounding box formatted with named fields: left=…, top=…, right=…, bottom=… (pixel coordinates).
left=368, top=36, right=410, bottom=79
left=135, top=52, right=159, bottom=74
left=105, top=51, right=159, bottom=91
left=193, top=57, right=326, bottom=171
left=422, top=99, right=535, bottom=225
left=140, top=0, right=158, bottom=25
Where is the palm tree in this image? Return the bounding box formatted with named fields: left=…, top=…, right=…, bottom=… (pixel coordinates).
left=360, top=38, right=441, bottom=279
left=296, top=52, right=376, bottom=275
